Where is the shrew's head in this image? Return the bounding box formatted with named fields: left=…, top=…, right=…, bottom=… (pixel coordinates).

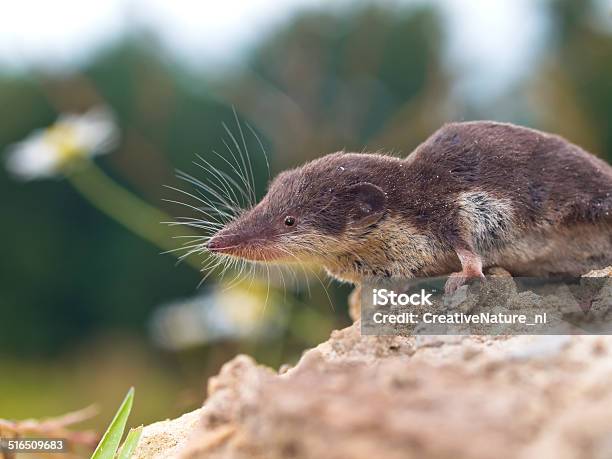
left=206, top=152, right=392, bottom=263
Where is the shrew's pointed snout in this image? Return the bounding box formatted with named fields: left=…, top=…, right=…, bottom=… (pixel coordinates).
left=206, top=238, right=221, bottom=251
left=206, top=227, right=284, bottom=261
left=206, top=233, right=239, bottom=253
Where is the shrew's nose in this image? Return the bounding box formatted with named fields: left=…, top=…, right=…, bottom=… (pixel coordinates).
left=206, top=234, right=237, bottom=253
left=207, top=237, right=223, bottom=252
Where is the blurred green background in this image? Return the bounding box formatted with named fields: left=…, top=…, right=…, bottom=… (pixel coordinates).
left=1, top=0, right=612, bottom=438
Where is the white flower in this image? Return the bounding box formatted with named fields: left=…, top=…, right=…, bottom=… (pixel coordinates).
left=5, top=106, right=118, bottom=180
left=149, top=284, right=285, bottom=350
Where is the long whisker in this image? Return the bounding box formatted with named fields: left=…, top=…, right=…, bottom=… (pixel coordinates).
left=233, top=107, right=257, bottom=204
left=222, top=136, right=254, bottom=208
left=174, top=172, right=241, bottom=216
left=246, top=122, right=270, bottom=182
left=223, top=123, right=256, bottom=207
left=211, top=150, right=252, bottom=209
left=195, top=154, right=247, bottom=208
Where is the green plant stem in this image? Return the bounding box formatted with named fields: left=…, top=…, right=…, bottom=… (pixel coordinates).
left=66, top=161, right=205, bottom=272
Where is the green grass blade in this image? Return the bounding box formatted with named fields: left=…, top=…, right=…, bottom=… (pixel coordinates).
left=117, top=426, right=143, bottom=459
left=91, top=387, right=135, bottom=459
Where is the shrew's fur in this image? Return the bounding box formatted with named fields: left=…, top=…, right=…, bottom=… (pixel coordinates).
left=207, top=121, right=612, bottom=286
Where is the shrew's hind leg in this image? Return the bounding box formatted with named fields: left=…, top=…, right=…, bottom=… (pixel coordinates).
left=444, top=248, right=486, bottom=294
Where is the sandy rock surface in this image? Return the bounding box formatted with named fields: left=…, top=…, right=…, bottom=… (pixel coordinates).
left=132, top=409, right=202, bottom=459
left=132, top=268, right=612, bottom=459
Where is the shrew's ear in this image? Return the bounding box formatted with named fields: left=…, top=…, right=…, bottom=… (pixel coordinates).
left=347, top=182, right=387, bottom=228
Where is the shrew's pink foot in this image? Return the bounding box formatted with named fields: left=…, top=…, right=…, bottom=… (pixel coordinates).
left=444, top=270, right=486, bottom=294
left=444, top=248, right=486, bottom=294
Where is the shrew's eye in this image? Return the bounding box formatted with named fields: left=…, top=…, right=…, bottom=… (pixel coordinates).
left=284, top=216, right=296, bottom=227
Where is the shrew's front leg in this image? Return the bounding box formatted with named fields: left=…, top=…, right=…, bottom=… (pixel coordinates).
left=348, top=284, right=362, bottom=322
left=444, top=247, right=486, bottom=294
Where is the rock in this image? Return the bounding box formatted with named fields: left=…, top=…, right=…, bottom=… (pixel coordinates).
left=132, top=409, right=202, bottom=459
left=584, top=266, right=612, bottom=277
left=131, top=268, right=612, bottom=459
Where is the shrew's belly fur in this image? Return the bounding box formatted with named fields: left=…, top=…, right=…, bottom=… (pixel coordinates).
left=489, top=222, right=612, bottom=277
left=325, top=220, right=612, bottom=283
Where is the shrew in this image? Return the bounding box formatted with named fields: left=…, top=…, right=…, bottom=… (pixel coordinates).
left=206, top=121, right=612, bottom=316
